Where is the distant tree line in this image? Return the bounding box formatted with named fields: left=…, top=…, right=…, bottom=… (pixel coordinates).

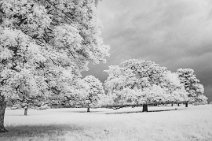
left=9, top=59, right=207, bottom=114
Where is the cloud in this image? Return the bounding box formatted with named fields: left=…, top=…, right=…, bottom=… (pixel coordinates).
left=83, top=0, right=212, bottom=102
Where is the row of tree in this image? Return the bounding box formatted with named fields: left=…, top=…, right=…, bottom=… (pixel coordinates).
left=38, top=59, right=207, bottom=113
left=103, top=59, right=207, bottom=111
left=11, top=59, right=206, bottom=114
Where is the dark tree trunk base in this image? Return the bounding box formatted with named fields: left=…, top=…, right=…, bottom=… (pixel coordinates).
left=178, top=103, right=180, bottom=106
left=24, top=108, right=28, bottom=116
left=87, top=107, right=90, bottom=112
left=142, top=104, right=148, bottom=112
left=185, top=102, right=188, bottom=107
left=0, top=98, right=7, bottom=133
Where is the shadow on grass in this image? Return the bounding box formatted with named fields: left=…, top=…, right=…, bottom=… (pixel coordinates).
left=68, top=110, right=103, bottom=113
left=105, top=108, right=184, bottom=115
left=54, top=109, right=103, bottom=114
left=1, top=124, right=83, bottom=137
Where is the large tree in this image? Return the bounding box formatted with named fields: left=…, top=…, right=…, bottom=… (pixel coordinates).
left=0, top=0, right=109, bottom=132
left=104, top=59, right=188, bottom=112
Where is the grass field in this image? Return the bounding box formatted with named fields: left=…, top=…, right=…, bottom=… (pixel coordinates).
left=0, top=105, right=212, bottom=141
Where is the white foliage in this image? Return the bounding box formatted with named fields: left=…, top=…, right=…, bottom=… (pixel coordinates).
left=163, top=71, right=181, bottom=87
left=177, top=68, right=206, bottom=103
left=0, top=0, right=109, bottom=106
left=104, top=59, right=191, bottom=106
left=54, top=24, right=82, bottom=50
left=82, top=75, right=105, bottom=107
left=112, top=88, right=138, bottom=105
left=140, top=85, right=167, bottom=104
left=1, top=0, right=51, bottom=37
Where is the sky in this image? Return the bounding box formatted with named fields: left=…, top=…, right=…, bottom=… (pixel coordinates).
left=83, top=0, right=212, bottom=102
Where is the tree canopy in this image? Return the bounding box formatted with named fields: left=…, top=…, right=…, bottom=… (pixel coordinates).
left=0, top=0, right=109, bottom=102
left=104, top=59, right=190, bottom=108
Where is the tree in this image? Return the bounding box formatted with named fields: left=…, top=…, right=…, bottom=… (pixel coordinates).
left=177, top=68, right=207, bottom=106
left=105, top=60, right=168, bottom=108
left=82, top=75, right=104, bottom=112
left=0, top=0, right=109, bottom=132
left=0, top=28, right=49, bottom=132
left=138, top=85, right=167, bottom=112
left=104, top=59, right=188, bottom=112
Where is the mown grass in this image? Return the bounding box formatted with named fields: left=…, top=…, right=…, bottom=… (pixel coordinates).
left=1, top=105, right=212, bottom=141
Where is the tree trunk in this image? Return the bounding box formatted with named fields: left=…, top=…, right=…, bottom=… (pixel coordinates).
left=24, top=107, right=28, bottom=116
left=87, top=107, right=90, bottom=112
left=171, top=103, right=174, bottom=106
left=185, top=102, right=188, bottom=107
left=178, top=103, right=180, bottom=106
left=0, top=101, right=7, bottom=133
left=142, top=104, right=148, bottom=112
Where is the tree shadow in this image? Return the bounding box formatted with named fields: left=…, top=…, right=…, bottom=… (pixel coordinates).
left=55, top=109, right=103, bottom=113
left=69, top=110, right=103, bottom=113
left=1, top=124, right=83, bottom=137
left=148, top=108, right=180, bottom=112
left=105, top=108, right=183, bottom=115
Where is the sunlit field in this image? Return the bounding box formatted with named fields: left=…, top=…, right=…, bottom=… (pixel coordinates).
left=1, top=105, right=212, bottom=141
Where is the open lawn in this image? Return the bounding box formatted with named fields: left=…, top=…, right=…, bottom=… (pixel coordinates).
left=1, top=105, right=212, bottom=141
